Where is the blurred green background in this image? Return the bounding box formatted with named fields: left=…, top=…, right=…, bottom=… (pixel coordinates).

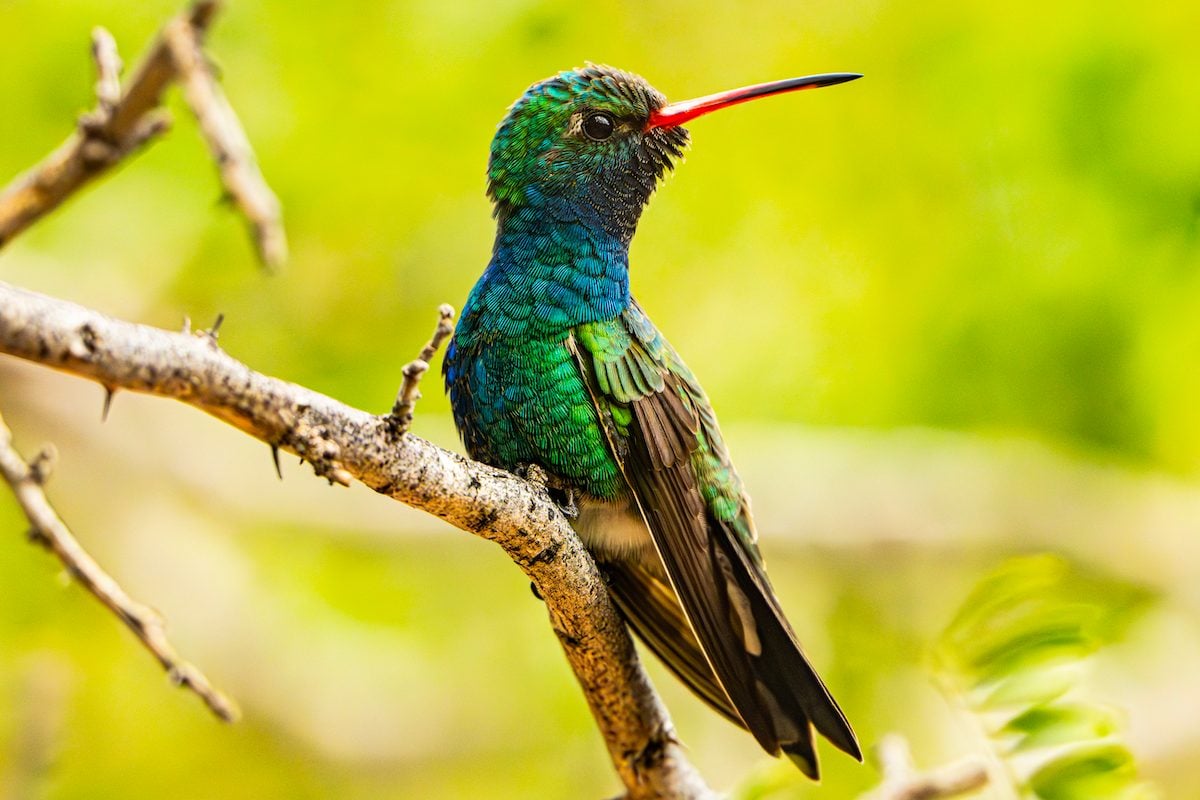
left=1, top=0, right=1198, bottom=797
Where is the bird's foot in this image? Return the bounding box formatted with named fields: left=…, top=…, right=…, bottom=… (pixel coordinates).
left=514, top=463, right=579, bottom=520
left=554, top=487, right=579, bottom=520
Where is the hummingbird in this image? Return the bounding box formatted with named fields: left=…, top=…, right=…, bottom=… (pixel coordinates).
left=444, top=64, right=862, bottom=778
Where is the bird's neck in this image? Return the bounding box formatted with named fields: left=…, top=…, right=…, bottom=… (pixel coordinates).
left=460, top=201, right=634, bottom=340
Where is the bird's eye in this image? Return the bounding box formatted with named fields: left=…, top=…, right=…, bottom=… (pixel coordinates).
left=582, top=112, right=615, bottom=141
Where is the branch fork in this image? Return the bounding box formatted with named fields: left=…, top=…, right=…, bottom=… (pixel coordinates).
left=0, top=0, right=285, bottom=268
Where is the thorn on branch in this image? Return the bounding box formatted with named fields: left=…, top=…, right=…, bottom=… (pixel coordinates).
left=101, top=386, right=117, bottom=422
left=28, top=445, right=57, bottom=485
left=199, top=312, right=224, bottom=347
left=388, top=304, right=455, bottom=437
left=270, top=443, right=282, bottom=480
left=26, top=527, right=51, bottom=549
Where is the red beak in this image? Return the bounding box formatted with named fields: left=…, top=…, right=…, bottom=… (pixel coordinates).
left=645, top=72, right=862, bottom=130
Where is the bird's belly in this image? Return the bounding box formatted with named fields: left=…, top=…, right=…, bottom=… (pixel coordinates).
left=573, top=495, right=662, bottom=574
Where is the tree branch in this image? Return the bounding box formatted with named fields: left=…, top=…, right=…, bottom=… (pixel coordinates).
left=164, top=17, right=287, bottom=269
left=0, top=409, right=237, bottom=721
left=0, top=0, right=285, bottom=268
left=0, top=1, right=214, bottom=246
left=861, top=735, right=989, bottom=800
left=0, top=280, right=715, bottom=799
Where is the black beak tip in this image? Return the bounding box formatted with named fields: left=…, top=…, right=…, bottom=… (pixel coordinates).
left=824, top=72, right=864, bottom=87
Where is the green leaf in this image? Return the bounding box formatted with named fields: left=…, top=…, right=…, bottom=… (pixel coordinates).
left=936, top=555, right=1154, bottom=688
left=977, top=664, right=1081, bottom=710
left=940, top=555, right=1069, bottom=658
left=1002, top=703, right=1121, bottom=751
left=966, top=605, right=1103, bottom=683
left=934, top=556, right=1159, bottom=799
left=1028, top=744, right=1137, bottom=799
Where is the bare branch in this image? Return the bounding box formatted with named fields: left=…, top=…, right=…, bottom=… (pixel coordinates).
left=0, top=280, right=715, bottom=799
left=0, top=1, right=284, bottom=269
left=861, top=734, right=989, bottom=800
left=0, top=1, right=218, bottom=247
left=389, top=304, right=456, bottom=436
left=164, top=19, right=287, bottom=269
left=0, top=407, right=237, bottom=722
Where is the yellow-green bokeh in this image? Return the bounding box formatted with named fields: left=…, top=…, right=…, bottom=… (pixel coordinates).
left=2, top=0, right=1198, bottom=797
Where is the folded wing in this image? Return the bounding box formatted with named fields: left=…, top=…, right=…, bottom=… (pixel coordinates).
left=570, top=303, right=860, bottom=778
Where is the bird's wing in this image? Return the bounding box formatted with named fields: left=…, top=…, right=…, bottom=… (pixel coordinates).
left=570, top=302, right=860, bottom=777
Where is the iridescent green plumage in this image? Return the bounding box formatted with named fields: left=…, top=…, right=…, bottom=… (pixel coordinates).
left=445, top=64, right=861, bottom=778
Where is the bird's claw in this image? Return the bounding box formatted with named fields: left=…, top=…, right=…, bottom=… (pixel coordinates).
left=556, top=488, right=579, bottom=520
left=515, top=463, right=578, bottom=519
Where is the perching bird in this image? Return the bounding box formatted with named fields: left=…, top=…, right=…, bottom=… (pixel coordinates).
left=444, top=64, right=862, bottom=778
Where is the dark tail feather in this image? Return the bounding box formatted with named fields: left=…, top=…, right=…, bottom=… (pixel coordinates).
left=784, top=737, right=820, bottom=780
left=603, top=554, right=861, bottom=779
left=604, top=560, right=741, bottom=725
left=714, top=527, right=862, bottom=765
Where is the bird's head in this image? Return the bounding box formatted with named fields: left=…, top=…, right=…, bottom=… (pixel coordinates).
left=487, top=64, right=861, bottom=237
left=487, top=64, right=684, bottom=233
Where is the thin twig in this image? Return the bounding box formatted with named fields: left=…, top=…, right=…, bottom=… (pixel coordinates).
left=860, top=734, right=989, bottom=800
left=0, top=408, right=238, bottom=723
left=0, top=281, right=714, bottom=799
left=389, top=304, right=456, bottom=436
left=90, top=28, right=123, bottom=113
left=164, top=19, right=287, bottom=269
left=0, top=1, right=219, bottom=247
left=0, top=1, right=284, bottom=269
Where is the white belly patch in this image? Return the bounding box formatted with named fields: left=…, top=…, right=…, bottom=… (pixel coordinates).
left=573, top=495, right=657, bottom=566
